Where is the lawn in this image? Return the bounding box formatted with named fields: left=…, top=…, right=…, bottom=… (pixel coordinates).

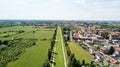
left=6, top=27, right=55, bottom=67
left=67, top=41, right=92, bottom=63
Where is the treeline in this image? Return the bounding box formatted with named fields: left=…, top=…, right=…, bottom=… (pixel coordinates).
left=0, top=22, right=15, bottom=28
left=43, top=27, right=57, bottom=67
left=0, top=39, right=36, bottom=67
left=100, top=24, right=120, bottom=32
left=0, top=20, right=58, bottom=28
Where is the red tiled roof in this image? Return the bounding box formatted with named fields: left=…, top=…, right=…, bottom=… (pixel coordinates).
left=101, top=47, right=108, bottom=51
left=104, top=54, right=118, bottom=63
left=115, top=48, right=120, bottom=51
left=99, top=52, right=118, bottom=63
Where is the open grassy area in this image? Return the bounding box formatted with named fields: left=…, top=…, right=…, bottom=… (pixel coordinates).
left=0, top=26, right=36, bottom=40
left=0, top=32, right=16, bottom=37
left=54, top=26, right=65, bottom=67
left=0, top=26, right=55, bottom=67
left=0, top=26, right=34, bottom=32
left=67, top=41, right=92, bottom=64
left=8, top=40, right=51, bottom=67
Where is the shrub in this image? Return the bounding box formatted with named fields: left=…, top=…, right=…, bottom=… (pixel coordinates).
left=33, top=42, right=36, bottom=45
left=43, top=59, right=50, bottom=67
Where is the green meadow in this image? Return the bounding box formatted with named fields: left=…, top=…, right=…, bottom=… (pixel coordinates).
left=0, top=26, right=55, bottom=67
left=67, top=41, right=92, bottom=63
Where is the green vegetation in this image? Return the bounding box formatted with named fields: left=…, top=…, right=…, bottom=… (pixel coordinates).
left=100, top=24, right=120, bottom=32
left=8, top=28, right=55, bottom=67
left=104, top=46, right=115, bottom=55
left=0, top=26, right=35, bottom=40
left=54, top=26, right=65, bottom=67
left=8, top=40, right=52, bottom=67
left=0, top=39, right=36, bottom=67
left=43, top=59, right=50, bottom=67
left=67, top=41, right=92, bottom=63
left=102, top=33, right=109, bottom=39
left=0, top=26, right=55, bottom=67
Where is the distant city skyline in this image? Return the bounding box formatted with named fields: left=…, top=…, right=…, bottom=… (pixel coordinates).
left=0, top=0, right=120, bottom=20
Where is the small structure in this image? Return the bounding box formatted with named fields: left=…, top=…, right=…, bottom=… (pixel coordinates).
left=109, top=32, right=120, bottom=40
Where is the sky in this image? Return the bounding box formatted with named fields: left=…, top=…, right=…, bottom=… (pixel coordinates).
left=0, top=0, right=120, bottom=20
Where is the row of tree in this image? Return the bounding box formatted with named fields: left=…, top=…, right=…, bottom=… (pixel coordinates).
left=43, top=27, right=57, bottom=67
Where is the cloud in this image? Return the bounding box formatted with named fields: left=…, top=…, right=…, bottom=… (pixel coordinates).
left=74, top=0, right=86, bottom=5
left=0, top=0, right=120, bottom=20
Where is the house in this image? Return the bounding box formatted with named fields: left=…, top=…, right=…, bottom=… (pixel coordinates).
left=95, top=29, right=108, bottom=36
left=92, top=34, right=103, bottom=40
left=72, top=32, right=80, bottom=40
left=103, top=54, right=118, bottom=64
left=100, top=47, right=108, bottom=53
left=110, top=44, right=119, bottom=48
left=99, top=52, right=118, bottom=64
left=114, top=48, right=120, bottom=55
left=90, top=45, right=99, bottom=54
left=109, top=32, right=120, bottom=40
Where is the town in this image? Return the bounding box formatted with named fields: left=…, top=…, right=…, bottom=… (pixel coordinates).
left=63, top=22, right=120, bottom=67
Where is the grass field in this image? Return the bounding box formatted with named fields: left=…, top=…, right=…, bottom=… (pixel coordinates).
left=2, top=26, right=55, bottom=67
left=67, top=41, right=92, bottom=63
left=0, top=26, right=36, bottom=40
left=0, top=32, right=16, bottom=37
left=0, top=26, right=34, bottom=32
left=8, top=41, right=51, bottom=67
left=54, top=26, right=65, bottom=67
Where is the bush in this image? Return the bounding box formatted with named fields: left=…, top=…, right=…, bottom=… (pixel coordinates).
left=18, top=30, right=25, bottom=33
left=43, top=60, right=50, bottom=67
left=4, top=35, right=9, bottom=37
left=33, top=42, right=36, bottom=45
left=0, top=40, right=2, bottom=45
left=82, top=60, right=85, bottom=65
left=48, top=48, right=52, bottom=61
left=104, top=46, right=115, bottom=55
left=2, top=40, right=9, bottom=45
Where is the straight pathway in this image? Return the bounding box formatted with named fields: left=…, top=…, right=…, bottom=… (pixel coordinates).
left=53, top=26, right=67, bottom=67
left=59, top=27, right=67, bottom=67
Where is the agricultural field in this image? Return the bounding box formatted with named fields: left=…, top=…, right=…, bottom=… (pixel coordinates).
left=67, top=41, right=92, bottom=64
left=0, top=26, right=55, bottom=67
